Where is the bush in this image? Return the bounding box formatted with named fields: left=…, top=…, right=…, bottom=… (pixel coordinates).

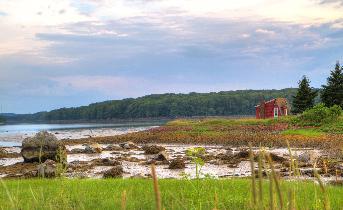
left=320, top=117, right=343, bottom=133
left=294, top=103, right=342, bottom=126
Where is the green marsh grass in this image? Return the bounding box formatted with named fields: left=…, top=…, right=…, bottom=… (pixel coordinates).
left=281, top=129, right=325, bottom=137
left=1, top=178, right=342, bottom=210
left=167, top=117, right=295, bottom=128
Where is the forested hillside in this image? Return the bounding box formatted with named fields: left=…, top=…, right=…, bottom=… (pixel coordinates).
left=5, top=89, right=297, bottom=122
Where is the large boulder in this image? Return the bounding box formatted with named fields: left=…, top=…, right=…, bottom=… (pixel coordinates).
left=21, top=131, right=67, bottom=163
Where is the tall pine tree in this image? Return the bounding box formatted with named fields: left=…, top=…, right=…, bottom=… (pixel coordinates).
left=292, top=76, right=318, bottom=114
left=321, top=61, right=343, bottom=108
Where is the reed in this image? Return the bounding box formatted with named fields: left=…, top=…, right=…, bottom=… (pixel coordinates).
left=288, top=189, right=295, bottom=210
left=314, top=166, right=330, bottom=210
left=151, top=164, right=162, bottom=210
left=286, top=140, right=300, bottom=177
left=257, top=147, right=264, bottom=209
left=269, top=172, right=275, bottom=210
left=121, top=190, right=127, bottom=210
left=249, top=143, right=257, bottom=206
left=212, top=190, right=218, bottom=210
left=267, top=154, right=284, bottom=209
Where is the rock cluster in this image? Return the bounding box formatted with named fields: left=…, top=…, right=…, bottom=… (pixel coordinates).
left=69, top=144, right=102, bottom=154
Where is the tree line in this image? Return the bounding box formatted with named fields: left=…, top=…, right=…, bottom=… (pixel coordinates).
left=5, top=89, right=297, bottom=122
left=292, top=61, right=343, bottom=114
left=0, top=116, right=5, bottom=123
left=5, top=61, right=342, bottom=122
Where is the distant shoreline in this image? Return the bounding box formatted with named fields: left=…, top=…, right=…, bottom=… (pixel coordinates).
left=2, top=115, right=253, bottom=125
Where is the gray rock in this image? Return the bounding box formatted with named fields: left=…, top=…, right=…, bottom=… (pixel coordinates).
left=155, top=151, right=169, bottom=162
left=297, top=151, right=319, bottom=163
left=37, top=159, right=57, bottom=178
left=84, top=144, right=102, bottom=153
left=225, top=147, right=234, bottom=156
left=21, top=131, right=66, bottom=163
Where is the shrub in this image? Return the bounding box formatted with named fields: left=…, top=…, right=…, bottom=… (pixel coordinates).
left=320, top=117, right=343, bottom=133
left=294, top=103, right=342, bottom=126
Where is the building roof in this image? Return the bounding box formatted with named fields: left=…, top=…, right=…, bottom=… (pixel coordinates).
left=255, top=98, right=288, bottom=108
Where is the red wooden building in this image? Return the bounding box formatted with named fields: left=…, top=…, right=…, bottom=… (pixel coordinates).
left=255, top=98, right=289, bottom=119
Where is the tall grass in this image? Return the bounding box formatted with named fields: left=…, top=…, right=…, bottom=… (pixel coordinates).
left=246, top=142, right=337, bottom=210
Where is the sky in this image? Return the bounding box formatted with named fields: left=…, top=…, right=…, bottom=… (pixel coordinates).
left=0, top=0, right=343, bottom=113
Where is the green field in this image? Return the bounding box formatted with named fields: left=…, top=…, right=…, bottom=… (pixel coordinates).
left=281, top=129, right=325, bottom=137
left=1, top=178, right=342, bottom=210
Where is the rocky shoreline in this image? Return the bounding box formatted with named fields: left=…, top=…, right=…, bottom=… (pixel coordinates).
left=1, top=132, right=342, bottom=184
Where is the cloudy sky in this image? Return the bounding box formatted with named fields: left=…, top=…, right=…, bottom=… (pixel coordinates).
left=0, top=0, right=343, bottom=113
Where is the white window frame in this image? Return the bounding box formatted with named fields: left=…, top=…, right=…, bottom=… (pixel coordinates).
left=274, top=107, right=278, bottom=118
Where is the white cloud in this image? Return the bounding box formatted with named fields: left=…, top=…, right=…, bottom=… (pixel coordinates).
left=241, top=33, right=251, bottom=38
left=255, top=28, right=276, bottom=36
left=1, top=0, right=343, bottom=57
left=89, top=0, right=343, bottom=24
left=0, top=0, right=92, bottom=56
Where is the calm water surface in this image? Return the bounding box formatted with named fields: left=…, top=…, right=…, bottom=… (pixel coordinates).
left=0, top=122, right=163, bottom=146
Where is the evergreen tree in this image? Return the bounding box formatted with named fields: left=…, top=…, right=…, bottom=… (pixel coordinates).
left=292, top=76, right=318, bottom=114
left=321, top=61, right=343, bottom=108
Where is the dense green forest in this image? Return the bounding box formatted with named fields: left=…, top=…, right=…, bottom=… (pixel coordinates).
left=0, top=116, right=5, bottom=123
left=5, top=89, right=298, bottom=122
